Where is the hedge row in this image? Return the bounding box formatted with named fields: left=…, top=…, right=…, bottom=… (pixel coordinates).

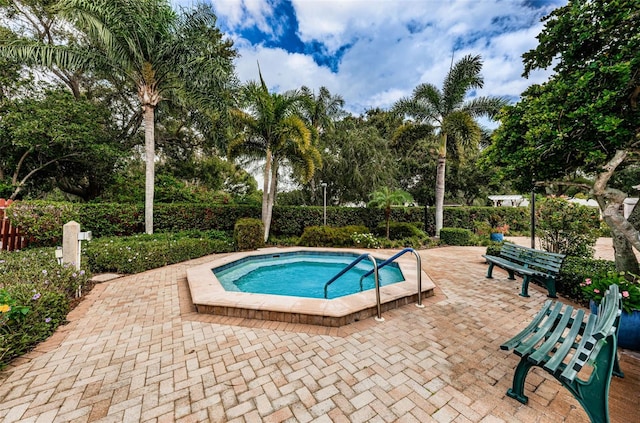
left=8, top=201, right=544, bottom=245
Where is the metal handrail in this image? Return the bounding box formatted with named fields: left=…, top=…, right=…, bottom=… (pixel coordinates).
left=323, top=253, right=370, bottom=299
left=323, top=253, right=383, bottom=321
left=359, top=247, right=424, bottom=308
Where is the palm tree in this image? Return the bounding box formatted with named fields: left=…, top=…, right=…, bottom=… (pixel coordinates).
left=368, top=187, right=413, bottom=239
left=229, top=70, right=321, bottom=241
left=394, top=54, right=507, bottom=236
left=300, top=86, right=345, bottom=134
left=299, top=86, right=345, bottom=204
left=0, top=0, right=236, bottom=233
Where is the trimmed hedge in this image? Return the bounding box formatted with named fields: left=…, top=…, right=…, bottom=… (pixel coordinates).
left=373, top=222, right=426, bottom=240
left=426, top=206, right=531, bottom=235
left=299, top=225, right=369, bottom=247
left=234, top=218, right=265, bottom=251
left=7, top=201, right=565, bottom=244
left=439, top=227, right=473, bottom=246
left=83, top=231, right=234, bottom=274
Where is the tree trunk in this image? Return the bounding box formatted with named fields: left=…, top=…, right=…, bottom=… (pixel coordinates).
left=262, top=149, right=272, bottom=241
left=144, top=104, right=155, bottom=234
left=385, top=206, right=391, bottom=239
left=263, top=160, right=279, bottom=242
left=610, top=225, right=640, bottom=274
left=434, top=132, right=447, bottom=237
left=591, top=149, right=640, bottom=271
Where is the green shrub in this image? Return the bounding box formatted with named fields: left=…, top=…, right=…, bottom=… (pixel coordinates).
left=374, top=222, right=426, bottom=240
left=299, top=225, right=369, bottom=247
left=378, top=236, right=426, bottom=249
left=83, top=231, right=234, bottom=274
left=484, top=242, right=503, bottom=257
left=351, top=232, right=381, bottom=249
left=7, top=201, right=79, bottom=247
left=439, top=227, right=472, bottom=246
left=536, top=197, right=600, bottom=258
left=0, top=248, right=91, bottom=369
left=557, top=257, right=617, bottom=304
left=299, top=226, right=334, bottom=247
left=234, top=218, right=265, bottom=251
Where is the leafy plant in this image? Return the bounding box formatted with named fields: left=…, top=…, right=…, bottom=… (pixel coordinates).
left=373, top=222, right=426, bottom=240
left=439, top=227, right=472, bottom=246
left=351, top=233, right=381, bottom=249
left=83, top=231, right=233, bottom=274
left=0, top=248, right=87, bottom=369
left=536, top=197, right=599, bottom=258
left=7, top=201, right=79, bottom=247
left=299, top=225, right=369, bottom=247
left=234, top=218, right=265, bottom=251
left=581, top=271, right=640, bottom=313
left=368, top=187, right=413, bottom=239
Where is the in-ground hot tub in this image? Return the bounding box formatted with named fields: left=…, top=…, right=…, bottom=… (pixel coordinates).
left=187, top=247, right=435, bottom=327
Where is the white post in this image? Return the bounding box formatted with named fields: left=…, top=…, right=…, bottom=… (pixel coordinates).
left=63, top=221, right=80, bottom=269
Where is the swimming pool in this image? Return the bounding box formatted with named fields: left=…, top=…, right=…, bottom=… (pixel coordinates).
left=213, top=251, right=405, bottom=299
left=187, top=247, right=436, bottom=327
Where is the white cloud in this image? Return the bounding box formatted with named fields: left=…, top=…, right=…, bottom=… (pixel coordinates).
left=234, top=45, right=340, bottom=93
left=178, top=0, right=566, bottom=115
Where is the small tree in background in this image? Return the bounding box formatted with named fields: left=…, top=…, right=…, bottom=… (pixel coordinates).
left=536, top=197, right=600, bottom=258
left=368, top=187, right=413, bottom=239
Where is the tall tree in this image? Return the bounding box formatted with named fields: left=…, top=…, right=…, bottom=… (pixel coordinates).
left=300, top=86, right=345, bottom=134
left=488, top=0, right=640, bottom=272
left=0, top=0, right=236, bottom=233
left=0, top=88, right=118, bottom=200
left=309, top=114, right=399, bottom=206
left=299, top=86, right=345, bottom=203
left=228, top=71, right=321, bottom=241
left=394, top=55, right=507, bottom=236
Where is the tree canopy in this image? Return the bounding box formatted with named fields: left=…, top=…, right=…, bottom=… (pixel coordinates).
left=488, top=0, right=640, bottom=270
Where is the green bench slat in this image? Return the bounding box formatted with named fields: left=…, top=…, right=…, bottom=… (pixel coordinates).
left=528, top=304, right=574, bottom=365
left=514, top=302, right=564, bottom=357
left=500, top=300, right=553, bottom=351
left=543, top=309, right=587, bottom=374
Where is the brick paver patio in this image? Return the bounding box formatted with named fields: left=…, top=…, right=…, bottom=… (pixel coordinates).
left=1, top=244, right=638, bottom=422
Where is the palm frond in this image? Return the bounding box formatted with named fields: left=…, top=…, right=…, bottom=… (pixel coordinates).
left=442, top=54, right=484, bottom=113
left=462, top=96, right=509, bottom=119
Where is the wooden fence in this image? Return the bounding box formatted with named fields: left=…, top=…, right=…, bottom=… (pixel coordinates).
left=0, top=199, right=28, bottom=251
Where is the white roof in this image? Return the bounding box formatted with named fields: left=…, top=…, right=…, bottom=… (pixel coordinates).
left=488, top=195, right=523, bottom=200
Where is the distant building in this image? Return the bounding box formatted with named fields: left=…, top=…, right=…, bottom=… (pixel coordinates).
left=488, top=195, right=524, bottom=207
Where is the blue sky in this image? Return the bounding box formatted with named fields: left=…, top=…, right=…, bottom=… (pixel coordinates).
left=173, top=0, right=567, bottom=117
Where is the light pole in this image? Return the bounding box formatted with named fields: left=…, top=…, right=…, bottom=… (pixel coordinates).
left=321, top=182, right=327, bottom=226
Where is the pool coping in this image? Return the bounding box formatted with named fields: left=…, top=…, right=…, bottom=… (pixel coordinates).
left=186, top=247, right=436, bottom=327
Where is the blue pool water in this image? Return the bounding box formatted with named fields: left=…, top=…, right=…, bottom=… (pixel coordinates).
left=213, top=252, right=405, bottom=299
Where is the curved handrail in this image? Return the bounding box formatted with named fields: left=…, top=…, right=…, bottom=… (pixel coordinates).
left=323, top=253, right=371, bottom=299
left=359, top=247, right=424, bottom=307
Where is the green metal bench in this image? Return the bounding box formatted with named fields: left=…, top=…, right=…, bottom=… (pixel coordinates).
left=483, top=242, right=565, bottom=297
left=501, top=285, right=623, bottom=423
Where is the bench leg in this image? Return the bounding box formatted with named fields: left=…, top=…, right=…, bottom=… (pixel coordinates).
left=507, top=269, right=515, bottom=280
left=561, top=339, right=617, bottom=423
left=506, top=357, right=533, bottom=404
left=519, top=276, right=531, bottom=297
left=486, top=263, right=495, bottom=279
left=544, top=278, right=558, bottom=298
